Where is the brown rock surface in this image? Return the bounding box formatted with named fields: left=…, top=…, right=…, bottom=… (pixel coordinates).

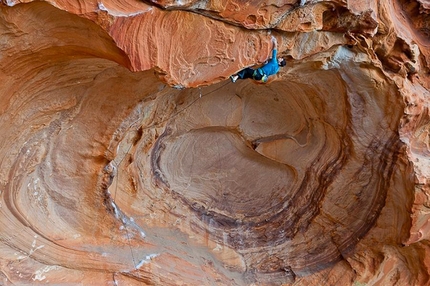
left=0, top=0, right=429, bottom=285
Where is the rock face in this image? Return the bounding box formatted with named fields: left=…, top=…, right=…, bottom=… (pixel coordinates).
left=0, top=0, right=429, bottom=285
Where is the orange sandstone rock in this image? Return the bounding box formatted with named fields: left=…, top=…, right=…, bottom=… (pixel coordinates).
left=0, top=1, right=429, bottom=285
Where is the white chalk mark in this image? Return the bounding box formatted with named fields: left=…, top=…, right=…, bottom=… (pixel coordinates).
left=135, top=254, right=159, bottom=269
left=32, top=265, right=59, bottom=281
left=97, top=2, right=152, bottom=17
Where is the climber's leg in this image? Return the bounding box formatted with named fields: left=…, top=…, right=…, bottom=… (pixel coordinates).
left=238, top=68, right=254, bottom=79
left=231, top=68, right=254, bottom=82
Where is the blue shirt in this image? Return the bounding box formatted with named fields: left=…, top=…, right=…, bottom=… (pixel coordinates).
left=258, top=49, right=279, bottom=76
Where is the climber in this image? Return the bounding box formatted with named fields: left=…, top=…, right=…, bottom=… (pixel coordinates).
left=230, top=36, right=286, bottom=83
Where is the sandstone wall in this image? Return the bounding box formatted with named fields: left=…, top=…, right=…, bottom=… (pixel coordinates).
left=0, top=0, right=429, bottom=285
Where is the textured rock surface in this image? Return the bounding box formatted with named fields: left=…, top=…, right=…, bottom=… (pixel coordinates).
left=0, top=0, right=429, bottom=285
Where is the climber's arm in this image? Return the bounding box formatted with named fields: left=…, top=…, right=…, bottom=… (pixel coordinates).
left=270, top=36, right=278, bottom=63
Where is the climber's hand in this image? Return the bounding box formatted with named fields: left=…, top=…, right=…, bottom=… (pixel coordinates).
left=271, top=36, right=277, bottom=48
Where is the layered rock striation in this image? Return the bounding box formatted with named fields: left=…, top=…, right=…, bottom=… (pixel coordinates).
left=0, top=0, right=429, bottom=285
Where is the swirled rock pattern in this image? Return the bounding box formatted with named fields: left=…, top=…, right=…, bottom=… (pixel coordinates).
left=0, top=0, right=429, bottom=285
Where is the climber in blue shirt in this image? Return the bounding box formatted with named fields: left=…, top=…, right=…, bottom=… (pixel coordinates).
left=231, top=36, right=286, bottom=83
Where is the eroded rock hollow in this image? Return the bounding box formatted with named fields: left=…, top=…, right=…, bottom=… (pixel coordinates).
left=0, top=0, right=429, bottom=285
